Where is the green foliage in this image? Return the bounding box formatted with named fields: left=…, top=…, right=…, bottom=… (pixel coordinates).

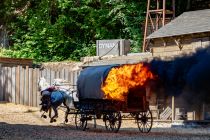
left=2, top=0, right=148, bottom=62
left=0, top=0, right=194, bottom=62
left=0, top=0, right=146, bottom=62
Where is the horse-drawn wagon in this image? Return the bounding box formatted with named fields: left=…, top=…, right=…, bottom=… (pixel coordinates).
left=73, top=64, right=154, bottom=133
left=40, top=63, right=155, bottom=133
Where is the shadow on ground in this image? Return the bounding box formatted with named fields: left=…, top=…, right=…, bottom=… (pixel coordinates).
left=0, top=122, right=210, bottom=140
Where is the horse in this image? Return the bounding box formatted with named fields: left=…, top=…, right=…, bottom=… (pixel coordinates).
left=38, top=77, right=75, bottom=123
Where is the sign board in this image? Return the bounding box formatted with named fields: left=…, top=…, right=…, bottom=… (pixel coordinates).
left=96, top=39, right=130, bottom=57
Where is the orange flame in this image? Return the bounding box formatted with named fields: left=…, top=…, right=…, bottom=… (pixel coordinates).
left=101, top=63, right=155, bottom=101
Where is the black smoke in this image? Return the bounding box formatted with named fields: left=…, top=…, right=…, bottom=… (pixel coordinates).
left=150, top=46, right=210, bottom=104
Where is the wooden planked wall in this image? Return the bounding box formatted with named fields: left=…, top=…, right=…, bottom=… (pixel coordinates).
left=0, top=66, right=80, bottom=107
left=151, top=36, right=210, bottom=57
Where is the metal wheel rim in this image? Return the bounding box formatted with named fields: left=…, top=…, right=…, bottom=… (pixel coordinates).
left=136, top=110, right=153, bottom=133
left=104, top=112, right=121, bottom=133
left=75, top=111, right=87, bottom=131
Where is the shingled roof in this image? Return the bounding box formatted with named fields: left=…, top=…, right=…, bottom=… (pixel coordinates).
left=147, top=9, right=210, bottom=39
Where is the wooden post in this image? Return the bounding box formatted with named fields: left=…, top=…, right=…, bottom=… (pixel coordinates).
left=172, top=96, right=175, bottom=121
left=7, top=67, right=12, bottom=102
left=29, top=68, right=33, bottom=106
left=19, top=66, right=24, bottom=105
left=16, top=66, right=20, bottom=104
left=143, top=0, right=151, bottom=52
left=25, top=66, right=29, bottom=105
left=11, top=67, right=16, bottom=103
left=172, top=0, right=176, bottom=18
left=162, top=0, right=166, bottom=26
left=202, top=103, right=205, bottom=120
left=155, top=0, right=160, bottom=30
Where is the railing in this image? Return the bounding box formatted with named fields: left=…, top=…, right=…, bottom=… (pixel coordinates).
left=159, top=106, right=172, bottom=120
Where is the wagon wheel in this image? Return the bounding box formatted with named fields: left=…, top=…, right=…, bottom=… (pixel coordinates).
left=104, top=111, right=121, bottom=133
left=136, top=110, right=153, bottom=133
left=75, top=110, right=87, bottom=131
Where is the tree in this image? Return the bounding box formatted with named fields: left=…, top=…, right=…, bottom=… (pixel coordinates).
left=2, top=0, right=196, bottom=62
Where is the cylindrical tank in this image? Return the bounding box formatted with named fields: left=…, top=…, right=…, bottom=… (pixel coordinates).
left=77, top=65, right=118, bottom=100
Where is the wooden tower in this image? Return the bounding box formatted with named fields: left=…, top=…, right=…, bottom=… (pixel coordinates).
left=142, top=0, right=175, bottom=52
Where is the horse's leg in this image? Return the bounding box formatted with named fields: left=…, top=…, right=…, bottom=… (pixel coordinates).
left=50, top=106, right=58, bottom=123
left=63, top=101, right=70, bottom=123
left=49, top=107, right=52, bottom=118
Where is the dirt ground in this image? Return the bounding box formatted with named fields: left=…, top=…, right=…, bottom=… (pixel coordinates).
left=0, top=102, right=210, bottom=140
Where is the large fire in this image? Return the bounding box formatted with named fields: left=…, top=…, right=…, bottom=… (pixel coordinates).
left=101, top=63, right=155, bottom=101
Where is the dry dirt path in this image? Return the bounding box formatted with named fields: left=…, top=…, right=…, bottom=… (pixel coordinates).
left=0, top=102, right=210, bottom=140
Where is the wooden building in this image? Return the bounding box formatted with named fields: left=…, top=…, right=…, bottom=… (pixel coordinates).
left=147, top=9, right=210, bottom=121
left=147, top=9, right=210, bottom=57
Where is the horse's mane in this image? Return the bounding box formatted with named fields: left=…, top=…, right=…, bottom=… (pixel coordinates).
left=38, top=77, right=50, bottom=91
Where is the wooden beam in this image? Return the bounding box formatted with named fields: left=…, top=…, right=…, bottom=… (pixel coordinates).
left=174, top=38, right=183, bottom=50
left=160, top=38, right=167, bottom=47
left=143, top=0, right=151, bottom=52
left=172, top=0, right=176, bottom=18
left=172, top=96, right=175, bottom=121
left=162, top=0, right=166, bottom=26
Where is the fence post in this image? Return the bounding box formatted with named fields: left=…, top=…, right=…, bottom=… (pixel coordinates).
left=172, top=96, right=175, bottom=122
left=36, top=68, right=40, bottom=107
left=20, top=66, right=24, bottom=105
left=32, top=68, right=37, bottom=107
left=29, top=68, right=33, bottom=106
left=2, top=67, right=6, bottom=101
left=15, top=66, right=20, bottom=104
left=25, top=66, right=29, bottom=105
left=11, top=67, right=16, bottom=103
left=7, top=67, right=12, bottom=102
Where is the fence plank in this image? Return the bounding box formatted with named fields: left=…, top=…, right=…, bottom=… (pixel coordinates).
left=72, top=71, right=77, bottom=90
left=61, top=69, right=65, bottom=79
left=64, top=69, right=68, bottom=81
left=70, top=71, right=74, bottom=86
left=0, top=66, right=3, bottom=101
left=45, top=69, right=51, bottom=83
left=15, top=66, right=20, bottom=104
left=1, top=67, right=4, bottom=101
left=3, top=67, right=7, bottom=101
left=36, top=69, right=40, bottom=107
left=55, top=71, right=59, bottom=79
left=7, top=67, right=12, bottom=102
left=29, top=68, right=33, bottom=106
left=50, top=70, right=55, bottom=85
left=11, top=67, right=16, bottom=103
left=19, top=66, right=24, bottom=105
left=32, top=69, right=37, bottom=107
left=25, top=66, right=29, bottom=105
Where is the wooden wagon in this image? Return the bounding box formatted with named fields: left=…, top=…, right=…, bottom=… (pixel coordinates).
left=72, top=65, right=153, bottom=133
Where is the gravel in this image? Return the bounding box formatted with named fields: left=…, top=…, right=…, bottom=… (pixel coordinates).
left=0, top=102, right=210, bottom=140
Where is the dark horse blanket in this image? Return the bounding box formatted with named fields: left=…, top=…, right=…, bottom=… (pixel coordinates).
left=50, top=90, right=65, bottom=107
left=41, top=87, right=65, bottom=108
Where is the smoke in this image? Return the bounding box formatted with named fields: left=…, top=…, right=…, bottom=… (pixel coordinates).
left=150, top=46, right=210, bottom=104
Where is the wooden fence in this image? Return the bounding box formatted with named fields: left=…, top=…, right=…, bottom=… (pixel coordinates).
left=0, top=65, right=80, bottom=107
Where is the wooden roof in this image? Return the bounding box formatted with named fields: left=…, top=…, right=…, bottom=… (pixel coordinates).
left=147, top=9, right=210, bottom=39
left=0, top=57, right=33, bottom=67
